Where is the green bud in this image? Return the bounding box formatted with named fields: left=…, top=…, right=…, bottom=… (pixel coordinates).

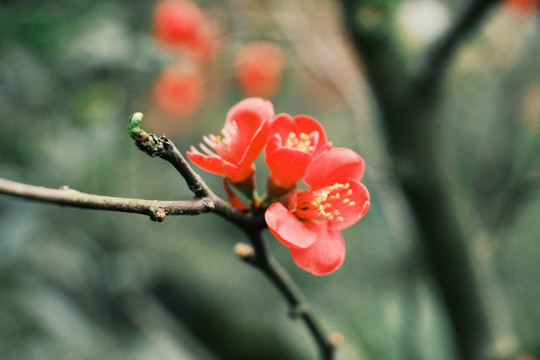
left=128, top=112, right=144, bottom=137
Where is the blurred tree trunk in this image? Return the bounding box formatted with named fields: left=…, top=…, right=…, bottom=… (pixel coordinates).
left=341, top=1, right=517, bottom=359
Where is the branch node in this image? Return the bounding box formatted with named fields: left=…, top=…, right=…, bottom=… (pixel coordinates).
left=329, top=332, right=345, bottom=347
left=150, top=207, right=167, bottom=222
left=135, top=133, right=166, bottom=158
left=288, top=303, right=311, bottom=319
left=202, top=197, right=215, bottom=211
left=234, top=242, right=255, bottom=258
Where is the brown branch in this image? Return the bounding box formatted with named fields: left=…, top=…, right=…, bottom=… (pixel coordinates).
left=0, top=177, right=209, bottom=222
left=129, top=124, right=266, bottom=231
left=131, top=129, right=211, bottom=198
left=238, top=231, right=336, bottom=360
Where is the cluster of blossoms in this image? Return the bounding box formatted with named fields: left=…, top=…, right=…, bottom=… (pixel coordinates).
left=150, top=0, right=286, bottom=120
left=188, top=98, right=370, bottom=275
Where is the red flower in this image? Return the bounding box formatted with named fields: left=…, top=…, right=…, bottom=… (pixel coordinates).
left=152, top=63, right=204, bottom=118
left=153, top=0, right=218, bottom=62
left=265, top=148, right=370, bottom=275
left=187, top=98, right=274, bottom=185
left=265, top=113, right=332, bottom=195
left=234, top=41, right=285, bottom=98
left=502, top=0, right=539, bottom=14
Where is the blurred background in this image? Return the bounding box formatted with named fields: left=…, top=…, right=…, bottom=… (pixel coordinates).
left=1, top=0, right=539, bottom=359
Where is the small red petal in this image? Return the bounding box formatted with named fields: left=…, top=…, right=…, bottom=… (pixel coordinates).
left=291, top=115, right=328, bottom=149
left=223, top=179, right=248, bottom=211
left=225, top=98, right=273, bottom=166
left=304, top=148, right=365, bottom=190
left=266, top=147, right=312, bottom=189
left=289, top=222, right=345, bottom=275
left=186, top=150, right=225, bottom=176
left=221, top=162, right=255, bottom=184
left=265, top=203, right=316, bottom=249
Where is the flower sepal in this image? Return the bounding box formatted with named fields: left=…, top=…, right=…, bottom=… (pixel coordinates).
left=227, top=172, right=256, bottom=200
left=266, top=176, right=297, bottom=199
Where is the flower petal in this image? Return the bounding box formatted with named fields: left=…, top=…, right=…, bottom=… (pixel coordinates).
left=265, top=203, right=316, bottom=249
left=331, top=181, right=371, bottom=230
left=187, top=148, right=226, bottom=176
left=289, top=221, right=345, bottom=275
left=225, top=97, right=273, bottom=165
left=304, top=148, right=365, bottom=190
left=266, top=147, right=312, bottom=189
left=292, top=115, right=328, bottom=149
left=265, top=113, right=328, bottom=156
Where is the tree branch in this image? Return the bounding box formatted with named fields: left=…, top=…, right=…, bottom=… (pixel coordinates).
left=0, top=177, right=209, bottom=222
left=129, top=112, right=211, bottom=198
left=238, top=231, right=336, bottom=360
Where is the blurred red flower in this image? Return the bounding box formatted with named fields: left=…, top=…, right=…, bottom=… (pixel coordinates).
left=152, top=63, right=205, bottom=118
left=153, top=0, right=218, bottom=62
left=265, top=113, right=332, bottom=195
left=265, top=148, right=370, bottom=275
left=187, top=98, right=274, bottom=186
left=503, top=0, right=539, bottom=14
left=234, top=41, right=285, bottom=98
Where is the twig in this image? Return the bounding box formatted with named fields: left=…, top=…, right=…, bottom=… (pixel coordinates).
left=0, top=178, right=209, bottom=222
left=129, top=112, right=211, bottom=198
left=239, top=231, right=336, bottom=360
left=129, top=115, right=266, bottom=231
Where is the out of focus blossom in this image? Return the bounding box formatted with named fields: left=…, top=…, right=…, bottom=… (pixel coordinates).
left=234, top=41, right=286, bottom=98
left=153, top=0, right=218, bottom=62
left=502, top=0, right=539, bottom=14
left=152, top=63, right=205, bottom=118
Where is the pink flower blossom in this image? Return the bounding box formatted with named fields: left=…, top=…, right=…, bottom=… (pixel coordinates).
left=265, top=148, right=370, bottom=275
left=265, top=113, right=332, bottom=195
left=187, top=98, right=274, bottom=186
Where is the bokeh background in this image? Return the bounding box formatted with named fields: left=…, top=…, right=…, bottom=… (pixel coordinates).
left=1, top=0, right=539, bottom=359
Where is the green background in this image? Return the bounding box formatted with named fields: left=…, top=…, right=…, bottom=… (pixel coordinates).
left=1, top=0, right=539, bottom=359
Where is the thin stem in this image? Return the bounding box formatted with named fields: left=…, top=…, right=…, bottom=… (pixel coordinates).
left=130, top=126, right=266, bottom=231
left=0, top=177, right=208, bottom=221
left=243, top=230, right=335, bottom=360
left=130, top=129, right=210, bottom=198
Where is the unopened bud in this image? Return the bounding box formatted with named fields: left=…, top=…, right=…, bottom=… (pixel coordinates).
left=128, top=112, right=144, bottom=137
left=234, top=242, right=254, bottom=258
left=150, top=208, right=167, bottom=222
left=329, top=332, right=345, bottom=346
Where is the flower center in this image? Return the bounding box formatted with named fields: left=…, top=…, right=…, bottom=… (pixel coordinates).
left=284, top=131, right=317, bottom=152
left=206, top=128, right=231, bottom=147
left=199, top=128, right=232, bottom=158
left=292, top=182, right=356, bottom=222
